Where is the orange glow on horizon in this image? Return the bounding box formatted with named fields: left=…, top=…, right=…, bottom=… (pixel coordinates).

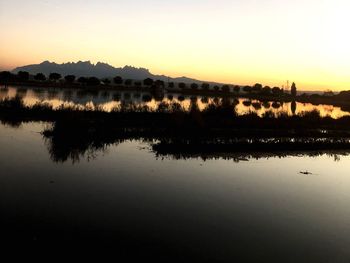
left=0, top=0, right=349, bottom=91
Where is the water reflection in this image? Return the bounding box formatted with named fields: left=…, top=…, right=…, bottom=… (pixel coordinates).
left=2, top=121, right=350, bottom=262
left=40, top=121, right=350, bottom=164
left=291, top=100, right=297, bottom=115
left=2, top=86, right=350, bottom=118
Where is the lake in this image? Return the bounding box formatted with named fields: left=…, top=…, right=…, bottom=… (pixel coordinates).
left=1, top=86, right=349, bottom=118
left=1, top=121, right=350, bottom=262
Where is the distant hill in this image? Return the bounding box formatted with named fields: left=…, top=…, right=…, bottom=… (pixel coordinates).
left=12, top=61, right=219, bottom=85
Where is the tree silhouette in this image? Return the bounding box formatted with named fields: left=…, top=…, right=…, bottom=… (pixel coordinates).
left=222, top=85, right=230, bottom=93
left=0, top=71, right=14, bottom=83
left=125, top=79, right=133, bottom=86
left=17, top=71, right=30, bottom=81
left=77, top=77, right=87, bottom=85
left=243, top=86, right=252, bottom=93
left=323, top=90, right=334, bottom=97
left=262, top=86, right=271, bottom=95
left=113, top=76, right=123, bottom=85
left=102, top=78, right=111, bottom=85
left=213, top=86, right=220, bottom=92
left=179, top=82, right=187, bottom=90
left=272, top=87, right=282, bottom=96
left=201, top=83, right=210, bottom=91
left=143, top=78, right=154, bottom=86
left=252, top=83, right=263, bottom=93
left=86, top=77, right=100, bottom=86
left=233, top=86, right=240, bottom=93
left=155, top=80, right=165, bottom=87
left=191, top=83, right=199, bottom=90
left=291, top=82, right=297, bottom=97
left=64, top=75, right=76, bottom=83
left=49, top=73, right=62, bottom=82
left=168, top=82, right=175, bottom=88
left=34, top=73, right=46, bottom=81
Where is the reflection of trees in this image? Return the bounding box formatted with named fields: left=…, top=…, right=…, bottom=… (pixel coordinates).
left=142, top=94, right=152, bottom=102
left=189, top=97, right=199, bottom=112
left=100, top=91, right=110, bottom=99
left=124, top=93, right=131, bottom=100
left=213, top=97, right=220, bottom=105
left=291, top=101, right=297, bottom=115
left=243, top=100, right=252, bottom=107
left=63, top=89, right=74, bottom=101
left=0, top=87, right=9, bottom=95
left=178, top=95, right=185, bottom=102
left=252, top=102, right=262, bottom=110
left=111, top=93, right=120, bottom=101
left=47, top=89, right=60, bottom=100
left=262, top=102, right=271, bottom=109
left=77, top=89, right=99, bottom=99
left=133, top=93, right=141, bottom=99
left=32, top=88, right=46, bottom=100
left=201, top=97, right=209, bottom=104
left=272, top=102, right=281, bottom=109
left=16, top=88, right=28, bottom=98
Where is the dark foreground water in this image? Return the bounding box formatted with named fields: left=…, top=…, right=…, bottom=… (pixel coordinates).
left=1, top=122, right=350, bottom=262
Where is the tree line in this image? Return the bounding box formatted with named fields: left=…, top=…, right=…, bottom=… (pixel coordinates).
left=0, top=70, right=297, bottom=97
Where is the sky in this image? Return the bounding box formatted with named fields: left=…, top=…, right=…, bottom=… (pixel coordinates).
left=0, top=0, right=349, bottom=90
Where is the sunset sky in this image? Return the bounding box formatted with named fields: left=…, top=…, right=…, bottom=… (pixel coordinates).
left=0, top=0, right=349, bottom=90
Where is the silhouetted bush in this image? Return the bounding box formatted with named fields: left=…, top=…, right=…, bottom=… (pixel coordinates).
left=65, top=75, right=76, bottom=83
left=201, top=83, right=210, bottom=91
left=143, top=78, right=154, bottom=86
left=86, top=77, right=100, bottom=86
left=49, top=73, right=62, bottom=81
left=113, top=76, right=123, bottom=85
left=34, top=73, right=46, bottom=81
left=17, top=71, right=30, bottom=81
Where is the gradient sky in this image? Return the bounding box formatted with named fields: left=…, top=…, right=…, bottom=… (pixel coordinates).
left=0, top=0, right=349, bottom=90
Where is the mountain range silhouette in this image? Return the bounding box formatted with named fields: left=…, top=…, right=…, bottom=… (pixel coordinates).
left=13, top=61, right=214, bottom=84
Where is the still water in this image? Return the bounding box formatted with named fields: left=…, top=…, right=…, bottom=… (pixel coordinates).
left=1, top=121, right=350, bottom=261
left=1, top=86, right=349, bottom=118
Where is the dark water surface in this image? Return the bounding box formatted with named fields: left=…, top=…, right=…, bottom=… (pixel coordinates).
left=1, top=122, right=350, bottom=261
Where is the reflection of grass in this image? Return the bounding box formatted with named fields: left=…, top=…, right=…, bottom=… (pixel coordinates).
left=1, top=96, right=350, bottom=134
left=3, top=97, right=350, bottom=162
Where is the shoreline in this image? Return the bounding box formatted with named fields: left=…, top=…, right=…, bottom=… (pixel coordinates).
left=2, top=81, right=350, bottom=110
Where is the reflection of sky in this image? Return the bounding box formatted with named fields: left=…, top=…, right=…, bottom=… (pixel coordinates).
left=3, top=86, right=350, bottom=119
left=1, top=121, right=350, bottom=260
